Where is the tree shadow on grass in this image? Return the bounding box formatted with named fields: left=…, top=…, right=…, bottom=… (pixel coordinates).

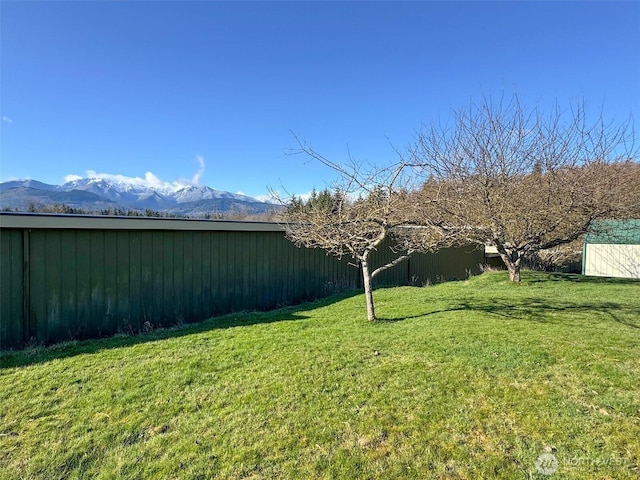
left=524, top=272, right=640, bottom=286
left=376, top=307, right=468, bottom=323
left=376, top=273, right=640, bottom=329
left=0, top=291, right=361, bottom=369
left=455, top=298, right=639, bottom=328
left=469, top=272, right=640, bottom=328
left=380, top=298, right=640, bottom=329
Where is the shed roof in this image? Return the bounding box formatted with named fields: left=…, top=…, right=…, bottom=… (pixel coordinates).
left=584, top=219, right=640, bottom=245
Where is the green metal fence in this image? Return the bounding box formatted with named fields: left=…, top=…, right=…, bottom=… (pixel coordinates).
left=0, top=214, right=484, bottom=349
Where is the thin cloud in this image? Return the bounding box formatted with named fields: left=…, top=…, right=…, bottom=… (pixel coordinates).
left=176, top=156, right=206, bottom=188
left=2, top=116, right=13, bottom=124
left=191, top=155, right=205, bottom=186
left=64, top=156, right=208, bottom=192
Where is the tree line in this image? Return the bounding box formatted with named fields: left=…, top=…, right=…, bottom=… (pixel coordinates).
left=3, top=203, right=279, bottom=221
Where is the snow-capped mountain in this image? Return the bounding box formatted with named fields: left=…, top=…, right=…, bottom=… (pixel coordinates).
left=171, top=185, right=257, bottom=204
left=0, top=179, right=59, bottom=191
left=0, top=177, right=277, bottom=216
left=61, top=178, right=143, bottom=203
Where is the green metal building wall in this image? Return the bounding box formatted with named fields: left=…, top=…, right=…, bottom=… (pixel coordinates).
left=0, top=214, right=484, bottom=349
left=0, top=228, right=24, bottom=349
left=369, top=244, right=484, bottom=287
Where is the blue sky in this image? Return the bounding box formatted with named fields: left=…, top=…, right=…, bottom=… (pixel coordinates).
left=1, top=1, right=639, bottom=200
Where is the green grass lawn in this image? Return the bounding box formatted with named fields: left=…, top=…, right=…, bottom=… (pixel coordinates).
left=1, top=271, right=639, bottom=479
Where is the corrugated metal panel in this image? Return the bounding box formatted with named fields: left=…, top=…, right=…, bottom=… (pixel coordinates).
left=18, top=228, right=360, bottom=346
left=584, top=244, right=640, bottom=279
left=409, top=245, right=485, bottom=285
left=368, top=240, right=410, bottom=287
left=0, top=229, right=24, bottom=349
left=367, top=241, right=485, bottom=287
left=1, top=216, right=483, bottom=349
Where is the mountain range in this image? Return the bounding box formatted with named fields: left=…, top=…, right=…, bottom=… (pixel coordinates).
left=0, top=178, right=277, bottom=216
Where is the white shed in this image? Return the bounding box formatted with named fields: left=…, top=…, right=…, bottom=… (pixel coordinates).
left=582, top=220, right=640, bottom=279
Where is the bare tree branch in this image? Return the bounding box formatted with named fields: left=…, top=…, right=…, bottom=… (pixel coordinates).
left=278, top=142, right=445, bottom=321
left=411, top=94, right=639, bottom=281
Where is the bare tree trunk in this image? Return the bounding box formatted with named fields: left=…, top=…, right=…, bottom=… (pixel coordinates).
left=494, top=242, right=522, bottom=282
left=498, top=249, right=522, bottom=282
left=506, top=262, right=521, bottom=282
left=361, top=259, right=376, bottom=322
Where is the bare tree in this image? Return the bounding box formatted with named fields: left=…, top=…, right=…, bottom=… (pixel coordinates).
left=279, top=140, right=445, bottom=321
left=410, top=95, right=639, bottom=282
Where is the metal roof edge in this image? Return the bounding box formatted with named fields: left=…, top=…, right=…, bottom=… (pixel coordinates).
left=584, top=219, right=640, bottom=245
left=0, top=212, right=285, bottom=232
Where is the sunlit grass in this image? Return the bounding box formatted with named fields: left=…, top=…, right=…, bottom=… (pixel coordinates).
left=1, top=271, right=639, bottom=479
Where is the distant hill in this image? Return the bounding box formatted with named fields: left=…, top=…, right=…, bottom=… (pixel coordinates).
left=0, top=178, right=278, bottom=216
